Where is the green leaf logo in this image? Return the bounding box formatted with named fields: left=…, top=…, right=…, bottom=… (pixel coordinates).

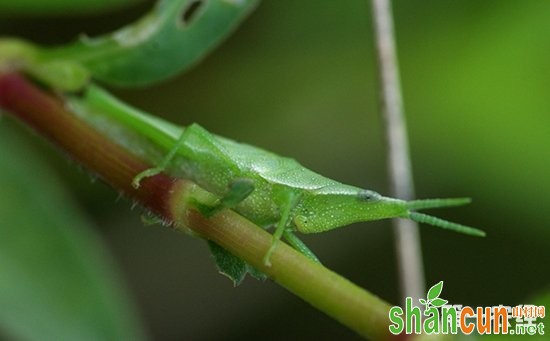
left=421, top=281, right=448, bottom=310
left=431, top=298, right=448, bottom=307
left=427, top=281, right=444, bottom=300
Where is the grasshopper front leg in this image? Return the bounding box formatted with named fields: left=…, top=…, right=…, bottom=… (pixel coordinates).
left=262, top=191, right=303, bottom=266
left=132, top=123, right=236, bottom=188
left=132, top=129, right=188, bottom=188
left=133, top=122, right=255, bottom=216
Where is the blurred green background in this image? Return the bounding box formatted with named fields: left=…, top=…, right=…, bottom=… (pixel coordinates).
left=1, top=0, right=549, bottom=339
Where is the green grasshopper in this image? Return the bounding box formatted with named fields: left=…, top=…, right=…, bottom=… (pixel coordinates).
left=0, top=0, right=483, bottom=267
left=68, top=85, right=485, bottom=265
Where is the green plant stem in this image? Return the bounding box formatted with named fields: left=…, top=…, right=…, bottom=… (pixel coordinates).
left=0, top=72, right=395, bottom=340
left=370, top=0, right=426, bottom=303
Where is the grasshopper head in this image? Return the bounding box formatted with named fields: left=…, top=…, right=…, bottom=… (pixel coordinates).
left=293, top=185, right=485, bottom=237
left=293, top=185, right=408, bottom=233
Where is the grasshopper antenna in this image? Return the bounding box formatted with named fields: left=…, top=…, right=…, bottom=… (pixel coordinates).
left=407, top=197, right=471, bottom=211
left=408, top=212, right=485, bottom=237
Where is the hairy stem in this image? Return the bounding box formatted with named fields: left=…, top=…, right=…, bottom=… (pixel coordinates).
left=0, top=72, right=395, bottom=340
left=370, top=0, right=426, bottom=302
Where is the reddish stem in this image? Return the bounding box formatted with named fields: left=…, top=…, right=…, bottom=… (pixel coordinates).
left=0, top=72, right=177, bottom=220
left=0, top=72, right=396, bottom=340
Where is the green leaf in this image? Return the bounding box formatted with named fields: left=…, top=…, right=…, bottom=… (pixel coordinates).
left=34, top=0, right=259, bottom=89
left=207, top=241, right=268, bottom=284
left=246, top=264, right=268, bottom=282
left=207, top=241, right=247, bottom=286
left=419, top=298, right=427, bottom=305
left=427, top=281, right=444, bottom=300
left=0, top=0, right=140, bottom=16
left=0, top=121, right=144, bottom=341
left=430, top=298, right=448, bottom=307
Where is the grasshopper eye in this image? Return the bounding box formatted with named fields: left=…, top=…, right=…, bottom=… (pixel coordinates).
left=358, top=190, right=381, bottom=202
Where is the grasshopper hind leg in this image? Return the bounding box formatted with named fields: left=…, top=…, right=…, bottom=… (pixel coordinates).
left=133, top=123, right=237, bottom=189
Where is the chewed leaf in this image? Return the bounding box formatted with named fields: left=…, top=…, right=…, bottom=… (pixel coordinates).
left=431, top=298, right=448, bottom=307
left=207, top=241, right=247, bottom=286
left=35, top=0, right=259, bottom=88
left=428, top=281, right=444, bottom=300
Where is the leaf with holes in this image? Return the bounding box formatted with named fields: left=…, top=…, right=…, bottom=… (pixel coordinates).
left=1, top=0, right=258, bottom=90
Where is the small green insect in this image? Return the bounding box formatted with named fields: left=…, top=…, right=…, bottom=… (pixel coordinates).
left=68, top=85, right=485, bottom=265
